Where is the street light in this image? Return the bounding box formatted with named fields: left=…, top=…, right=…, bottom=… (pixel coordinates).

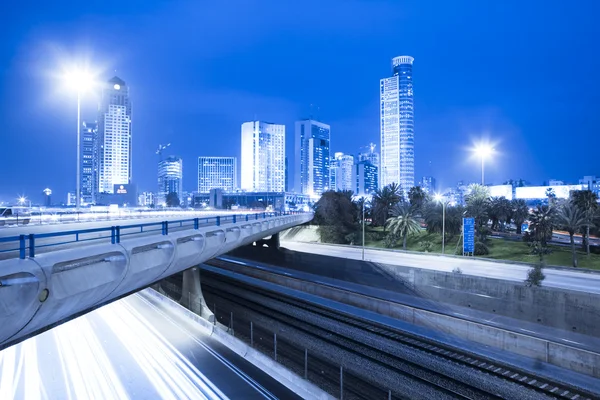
left=434, top=193, right=446, bottom=255
left=362, top=198, right=366, bottom=260
left=473, top=144, right=494, bottom=185
left=18, top=196, right=31, bottom=208
left=63, top=67, right=96, bottom=211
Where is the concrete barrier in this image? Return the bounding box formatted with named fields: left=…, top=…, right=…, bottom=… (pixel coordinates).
left=0, top=213, right=313, bottom=349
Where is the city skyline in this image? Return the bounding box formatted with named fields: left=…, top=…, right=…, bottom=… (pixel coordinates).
left=1, top=2, right=599, bottom=200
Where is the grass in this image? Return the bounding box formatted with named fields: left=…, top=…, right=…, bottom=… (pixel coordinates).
left=362, top=227, right=600, bottom=270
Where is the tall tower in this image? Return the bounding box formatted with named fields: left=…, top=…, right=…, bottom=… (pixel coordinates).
left=97, top=76, right=132, bottom=195
left=80, top=121, right=97, bottom=204
left=294, top=119, right=331, bottom=195
left=380, top=56, right=414, bottom=195
left=241, top=121, right=285, bottom=192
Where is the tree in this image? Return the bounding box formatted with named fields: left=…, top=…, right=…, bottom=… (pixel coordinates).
left=571, top=190, right=599, bottom=257
left=488, top=196, right=512, bottom=231
left=385, top=203, right=421, bottom=250
left=423, top=202, right=463, bottom=237
left=546, top=188, right=557, bottom=206
left=313, top=191, right=358, bottom=244
left=556, top=202, right=586, bottom=267
left=527, top=205, right=556, bottom=262
left=371, top=183, right=402, bottom=228
left=466, top=184, right=490, bottom=203
left=511, top=199, right=529, bottom=234
left=166, top=192, right=180, bottom=207
left=408, top=186, right=428, bottom=213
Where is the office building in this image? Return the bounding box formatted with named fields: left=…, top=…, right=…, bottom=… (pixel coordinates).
left=80, top=121, right=97, bottom=204
left=380, top=56, right=415, bottom=195
left=138, top=192, right=155, bottom=207
left=358, top=143, right=380, bottom=170
left=421, top=176, right=436, bottom=194
left=198, top=157, right=237, bottom=193
left=330, top=152, right=355, bottom=192
left=157, top=156, right=183, bottom=206
left=355, top=160, right=378, bottom=196
left=294, top=119, right=331, bottom=195
left=579, top=176, right=600, bottom=195
left=241, top=121, right=285, bottom=192
left=97, top=76, right=132, bottom=195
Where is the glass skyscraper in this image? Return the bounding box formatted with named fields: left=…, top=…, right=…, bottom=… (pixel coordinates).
left=241, top=121, right=285, bottom=192
left=197, top=156, right=237, bottom=193
left=294, top=119, right=331, bottom=195
left=330, top=152, right=355, bottom=192
left=97, top=76, right=132, bottom=195
left=157, top=156, right=183, bottom=206
left=355, top=160, right=378, bottom=196
left=380, top=56, right=414, bottom=195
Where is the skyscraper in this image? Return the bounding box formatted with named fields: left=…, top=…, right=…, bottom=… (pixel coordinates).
left=157, top=156, right=183, bottom=206
left=294, top=119, right=331, bottom=195
left=355, top=160, right=378, bottom=196
left=241, top=121, right=285, bottom=192
left=330, top=152, right=355, bottom=192
left=380, top=56, right=414, bottom=195
left=198, top=156, right=237, bottom=193
left=80, top=121, right=97, bottom=204
left=358, top=143, right=380, bottom=170
left=97, top=76, right=132, bottom=195
left=421, top=176, right=436, bottom=194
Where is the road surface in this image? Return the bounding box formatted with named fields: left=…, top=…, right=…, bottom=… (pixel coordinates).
left=0, top=289, right=302, bottom=400
left=282, top=241, right=600, bottom=294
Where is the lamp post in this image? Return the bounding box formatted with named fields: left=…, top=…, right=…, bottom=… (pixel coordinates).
left=434, top=194, right=446, bottom=254
left=362, top=198, right=366, bottom=260
left=64, top=68, right=95, bottom=211
left=474, top=144, right=493, bottom=185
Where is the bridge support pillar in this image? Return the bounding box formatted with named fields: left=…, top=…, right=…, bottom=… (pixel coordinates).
left=180, top=267, right=214, bottom=323
left=255, top=232, right=280, bottom=249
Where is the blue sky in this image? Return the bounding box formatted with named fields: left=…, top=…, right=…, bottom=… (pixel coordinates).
left=1, top=0, right=599, bottom=202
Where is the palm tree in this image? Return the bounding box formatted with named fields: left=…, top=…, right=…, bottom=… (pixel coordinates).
left=528, top=205, right=557, bottom=263
left=571, top=190, right=599, bottom=256
left=556, top=202, right=586, bottom=267
left=386, top=203, right=421, bottom=250
left=511, top=199, right=529, bottom=234
left=488, top=197, right=512, bottom=231
left=371, top=183, right=402, bottom=228
left=408, top=186, right=428, bottom=213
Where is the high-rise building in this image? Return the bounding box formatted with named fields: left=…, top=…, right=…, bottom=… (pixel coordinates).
left=330, top=152, right=355, bottom=192
left=380, top=56, right=415, bottom=195
left=358, top=143, right=380, bottom=170
left=355, top=160, right=378, bottom=196
left=421, top=176, right=436, bottom=194
left=80, top=121, right=97, bottom=204
left=285, top=156, right=289, bottom=192
left=294, top=119, right=331, bottom=195
left=157, top=156, right=183, bottom=206
left=197, top=157, right=237, bottom=193
left=241, top=121, right=285, bottom=192
left=97, top=76, right=132, bottom=195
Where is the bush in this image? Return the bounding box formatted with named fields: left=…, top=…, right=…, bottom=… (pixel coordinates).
left=419, top=241, right=433, bottom=252
left=383, top=233, right=399, bottom=248
left=366, top=231, right=385, bottom=242
left=474, top=241, right=489, bottom=256
left=525, top=265, right=546, bottom=287
left=452, top=267, right=463, bottom=274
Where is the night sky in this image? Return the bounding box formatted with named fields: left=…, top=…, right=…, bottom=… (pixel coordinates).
left=1, top=1, right=598, bottom=203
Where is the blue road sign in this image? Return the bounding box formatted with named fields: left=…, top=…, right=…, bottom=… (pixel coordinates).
left=521, top=223, right=529, bottom=233
left=463, top=217, right=475, bottom=254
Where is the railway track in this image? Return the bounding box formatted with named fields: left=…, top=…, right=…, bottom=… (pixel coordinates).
left=203, top=260, right=594, bottom=400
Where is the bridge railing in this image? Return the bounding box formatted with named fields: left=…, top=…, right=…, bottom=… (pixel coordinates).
left=0, top=211, right=308, bottom=260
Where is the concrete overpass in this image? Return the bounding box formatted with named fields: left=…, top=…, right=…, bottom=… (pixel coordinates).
left=0, top=212, right=312, bottom=350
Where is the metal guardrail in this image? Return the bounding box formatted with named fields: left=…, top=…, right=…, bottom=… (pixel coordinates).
left=0, top=211, right=305, bottom=260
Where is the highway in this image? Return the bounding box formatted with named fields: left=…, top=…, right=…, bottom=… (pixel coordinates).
left=282, top=241, right=600, bottom=294
left=0, top=289, right=303, bottom=400
left=0, top=211, right=250, bottom=238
